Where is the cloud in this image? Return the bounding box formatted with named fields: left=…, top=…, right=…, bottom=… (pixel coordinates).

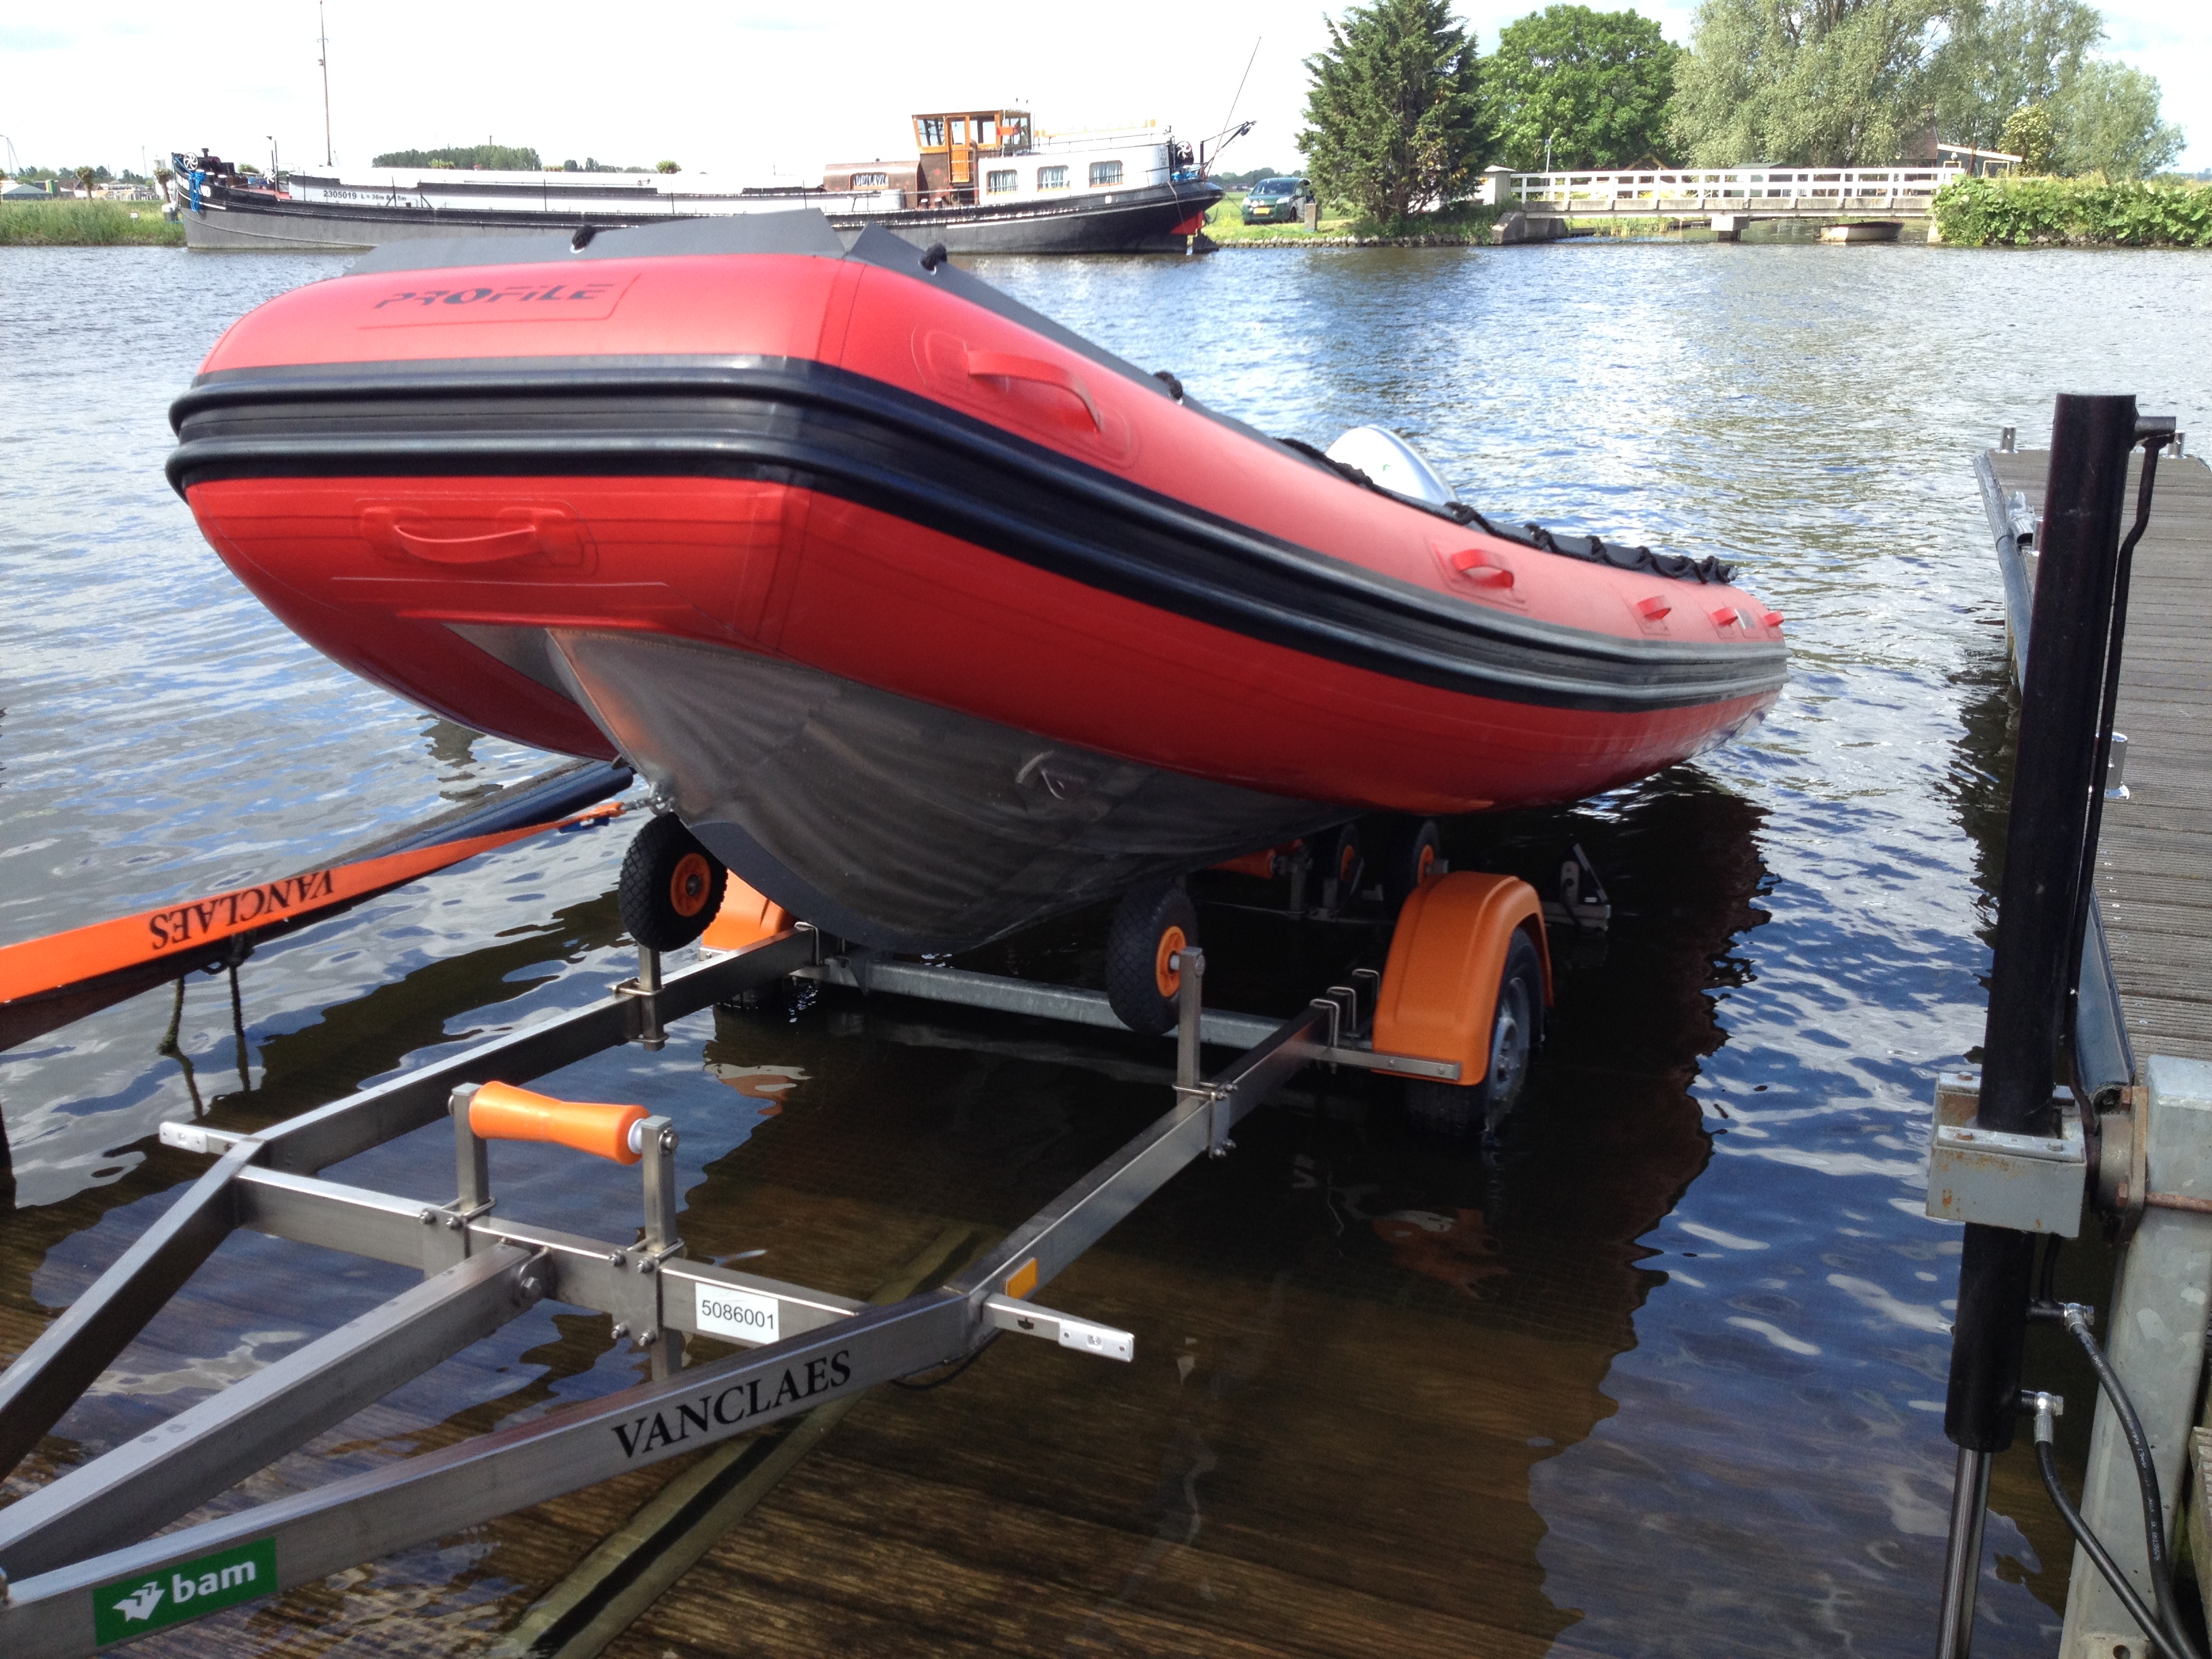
left=0, top=26, right=73, bottom=49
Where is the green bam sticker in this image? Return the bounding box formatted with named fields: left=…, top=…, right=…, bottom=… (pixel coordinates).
left=93, top=1538, right=276, bottom=1643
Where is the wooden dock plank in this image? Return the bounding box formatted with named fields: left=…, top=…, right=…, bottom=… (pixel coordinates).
left=1989, top=447, right=2212, bottom=1064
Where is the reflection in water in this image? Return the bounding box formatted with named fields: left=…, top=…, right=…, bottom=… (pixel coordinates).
left=423, top=718, right=504, bottom=804
left=615, top=771, right=1767, bottom=1647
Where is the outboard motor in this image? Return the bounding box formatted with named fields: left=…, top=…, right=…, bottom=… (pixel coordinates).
left=1325, top=426, right=1457, bottom=508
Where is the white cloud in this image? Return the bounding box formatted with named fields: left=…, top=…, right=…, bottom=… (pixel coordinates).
left=2096, top=0, right=2209, bottom=169
left=3, top=2, right=2201, bottom=178
left=0, top=0, right=1330, bottom=178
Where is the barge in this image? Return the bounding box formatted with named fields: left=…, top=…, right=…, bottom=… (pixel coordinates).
left=168, top=108, right=1221, bottom=254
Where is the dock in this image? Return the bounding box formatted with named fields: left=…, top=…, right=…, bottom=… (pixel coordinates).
left=1980, top=443, right=2212, bottom=1067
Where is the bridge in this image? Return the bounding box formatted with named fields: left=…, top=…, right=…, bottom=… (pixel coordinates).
left=1477, top=163, right=1972, bottom=227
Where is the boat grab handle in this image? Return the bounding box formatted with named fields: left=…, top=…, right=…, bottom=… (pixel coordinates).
left=964, top=349, right=1102, bottom=431
left=390, top=523, right=544, bottom=564
left=362, top=506, right=585, bottom=566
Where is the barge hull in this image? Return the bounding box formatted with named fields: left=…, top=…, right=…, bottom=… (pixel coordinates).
left=179, top=181, right=1218, bottom=255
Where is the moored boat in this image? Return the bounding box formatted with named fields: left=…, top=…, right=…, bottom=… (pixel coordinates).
left=168, top=109, right=1220, bottom=254
left=167, top=211, right=1787, bottom=952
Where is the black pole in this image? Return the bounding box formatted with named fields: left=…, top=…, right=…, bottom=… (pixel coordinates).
left=1944, top=394, right=2137, bottom=1460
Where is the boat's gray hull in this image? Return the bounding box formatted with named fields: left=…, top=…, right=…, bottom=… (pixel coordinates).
left=178, top=180, right=1219, bottom=255
left=517, top=627, right=1340, bottom=953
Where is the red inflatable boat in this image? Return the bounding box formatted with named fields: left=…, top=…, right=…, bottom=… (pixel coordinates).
left=168, top=213, right=1786, bottom=951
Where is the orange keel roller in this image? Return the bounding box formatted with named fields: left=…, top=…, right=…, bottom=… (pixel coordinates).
left=699, top=876, right=794, bottom=953
left=466, top=1081, right=649, bottom=1164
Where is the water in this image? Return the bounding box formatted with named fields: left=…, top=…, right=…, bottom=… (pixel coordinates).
left=3, top=238, right=2211, bottom=1654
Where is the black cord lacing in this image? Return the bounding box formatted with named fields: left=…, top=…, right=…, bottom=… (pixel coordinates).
left=1273, top=436, right=1736, bottom=586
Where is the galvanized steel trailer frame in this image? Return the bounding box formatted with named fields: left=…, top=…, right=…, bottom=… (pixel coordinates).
left=0, top=924, right=1454, bottom=1655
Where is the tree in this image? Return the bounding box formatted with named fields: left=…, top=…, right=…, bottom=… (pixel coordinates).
left=1669, top=0, right=1949, bottom=166
left=1933, top=0, right=2100, bottom=152
left=372, top=144, right=542, bottom=171
left=1997, top=103, right=2056, bottom=169
left=655, top=160, right=681, bottom=173
left=1300, top=0, right=1486, bottom=228
left=2050, top=60, right=2184, bottom=178
left=1486, top=6, right=1679, bottom=169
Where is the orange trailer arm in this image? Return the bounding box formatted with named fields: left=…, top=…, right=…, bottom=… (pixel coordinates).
left=0, top=802, right=622, bottom=1008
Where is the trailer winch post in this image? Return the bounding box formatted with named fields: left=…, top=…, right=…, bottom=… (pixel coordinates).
left=1936, top=394, right=2140, bottom=1658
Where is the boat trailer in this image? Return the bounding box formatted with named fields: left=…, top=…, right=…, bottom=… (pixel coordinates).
left=0, top=871, right=1553, bottom=1655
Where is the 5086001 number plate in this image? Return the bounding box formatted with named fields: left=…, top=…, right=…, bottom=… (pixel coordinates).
left=694, top=1285, right=781, bottom=1345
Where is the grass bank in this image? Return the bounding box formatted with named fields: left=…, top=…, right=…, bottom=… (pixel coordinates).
left=1204, top=191, right=1496, bottom=247
left=0, top=200, right=185, bottom=246
left=1931, top=176, right=2212, bottom=247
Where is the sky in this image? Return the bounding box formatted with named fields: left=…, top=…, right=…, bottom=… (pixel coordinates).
left=1, top=0, right=2205, bottom=181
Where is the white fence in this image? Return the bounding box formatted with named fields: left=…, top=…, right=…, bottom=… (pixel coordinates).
left=1477, top=164, right=1967, bottom=216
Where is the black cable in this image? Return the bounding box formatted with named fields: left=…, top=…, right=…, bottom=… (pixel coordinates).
left=890, top=1328, right=999, bottom=1391
left=2065, top=432, right=2169, bottom=1075
left=2036, top=1438, right=2190, bottom=1659
left=2064, top=1309, right=2207, bottom=1659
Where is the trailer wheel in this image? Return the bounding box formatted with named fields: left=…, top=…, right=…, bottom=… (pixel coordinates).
left=1107, top=880, right=1199, bottom=1036
left=1380, top=817, right=1442, bottom=910
left=1405, top=928, right=1545, bottom=1136
left=619, top=815, right=728, bottom=951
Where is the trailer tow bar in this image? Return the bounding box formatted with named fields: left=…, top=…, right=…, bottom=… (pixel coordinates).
left=0, top=923, right=1456, bottom=1656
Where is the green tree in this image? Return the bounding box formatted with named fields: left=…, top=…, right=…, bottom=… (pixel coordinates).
left=1300, top=0, right=1486, bottom=228
left=1933, top=0, right=2100, bottom=152
left=1486, top=6, right=1679, bottom=169
left=2050, top=60, right=2184, bottom=178
left=1998, top=103, right=2057, bottom=169
left=372, top=144, right=543, bottom=171
left=656, top=159, right=682, bottom=173
left=1669, top=0, right=1948, bottom=166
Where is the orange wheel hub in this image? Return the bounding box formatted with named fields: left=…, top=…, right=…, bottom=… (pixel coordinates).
left=1153, top=924, right=1187, bottom=999
left=669, top=851, right=714, bottom=918
left=1416, top=845, right=1437, bottom=884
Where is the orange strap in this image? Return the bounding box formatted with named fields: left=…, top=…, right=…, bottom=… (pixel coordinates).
left=0, top=802, right=621, bottom=1006
left=468, top=1081, right=647, bottom=1164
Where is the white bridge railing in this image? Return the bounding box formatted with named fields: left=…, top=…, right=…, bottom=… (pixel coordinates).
left=1476, top=164, right=1967, bottom=216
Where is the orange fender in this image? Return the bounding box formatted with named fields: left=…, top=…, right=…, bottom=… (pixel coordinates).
left=1372, top=872, right=1550, bottom=1084
left=700, top=876, right=792, bottom=952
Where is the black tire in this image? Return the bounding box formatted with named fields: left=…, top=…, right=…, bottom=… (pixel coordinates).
left=1406, top=928, right=1544, bottom=1138
left=1379, top=817, right=1443, bottom=912
left=619, top=815, right=728, bottom=951
left=1106, top=880, right=1200, bottom=1036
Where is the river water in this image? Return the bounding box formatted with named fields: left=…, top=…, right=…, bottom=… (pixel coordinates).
left=3, top=237, right=2211, bottom=1655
